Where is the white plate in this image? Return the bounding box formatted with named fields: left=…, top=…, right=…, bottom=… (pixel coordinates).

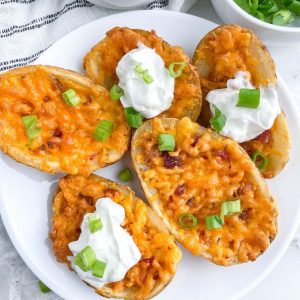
left=0, top=10, right=300, bottom=300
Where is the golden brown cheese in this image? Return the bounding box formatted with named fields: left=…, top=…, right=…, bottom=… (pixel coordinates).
left=133, top=117, right=278, bottom=266
left=84, top=27, right=202, bottom=121
left=50, top=175, right=181, bottom=299
left=0, top=66, right=130, bottom=175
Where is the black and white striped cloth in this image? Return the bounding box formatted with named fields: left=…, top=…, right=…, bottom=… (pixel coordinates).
left=0, top=0, right=196, bottom=72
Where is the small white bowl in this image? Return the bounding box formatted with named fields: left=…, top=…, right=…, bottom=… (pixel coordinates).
left=211, top=0, right=300, bottom=45
left=88, top=0, right=153, bottom=9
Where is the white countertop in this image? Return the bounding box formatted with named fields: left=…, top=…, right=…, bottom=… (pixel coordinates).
left=0, top=1, right=299, bottom=299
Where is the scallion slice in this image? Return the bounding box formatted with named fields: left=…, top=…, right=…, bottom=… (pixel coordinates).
left=287, top=0, right=300, bottom=15
left=62, top=89, right=81, bottom=106
left=158, top=133, right=175, bottom=152
left=74, top=246, right=97, bottom=272
left=22, top=115, right=41, bottom=146
left=221, top=199, right=241, bottom=221
left=92, top=260, right=106, bottom=278
left=178, top=213, right=198, bottom=229
left=168, top=62, right=186, bottom=78
left=110, top=84, right=124, bottom=100
left=135, top=63, right=154, bottom=84
left=88, top=215, right=103, bottom=233
left=93, top=120, right=114, bottom=141
left=124, top=107, right=143, bottom=128
left=38, top=281, right=51, bottom=293
left=251, top=150, right=269, bottom=172
left=205, top=215, right=224, bottom=230
left=118, top=167, right=132, bottom=182
left=135, top=63, right=144, bottom=74
left=272, top=9, right=293, bottom=25
left=237, top=88, right=260, bottom=109
left=209, top=104, right=226, bottom=133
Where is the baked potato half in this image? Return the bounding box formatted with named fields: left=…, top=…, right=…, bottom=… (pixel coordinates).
left=131, top=117, right=278, bottom=266
left=83, top=27, right=202, bottom=121
left=0, top=65, right=130, bottom=175
left=50, top=174, right=182, bottom=299
left=192, top=25, right=290, bottom=178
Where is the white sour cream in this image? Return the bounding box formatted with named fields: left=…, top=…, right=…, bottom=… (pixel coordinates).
left=116, top=43, right=175, bottom=118
left=206, top=71, right=280, bottom=143
left=68, top=197, right=141, bottom=288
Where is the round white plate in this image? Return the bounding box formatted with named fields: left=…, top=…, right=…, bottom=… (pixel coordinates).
left=1, top=10, right=300, bottom=300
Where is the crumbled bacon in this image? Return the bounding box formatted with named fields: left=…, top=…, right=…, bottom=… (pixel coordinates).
left=162, top=152, right=182, bottom=169
left=174, top=184, right=186, bottom=196
left=234, top=184, right=253, bottom=197
left=191, top=136, right=200, bottom=147
left=47, top=137, right=61, bottom=149
left=186, top=197, right=194, bottom=206
left=214, top=149, right=229, bottom=160
left=39, top=144, right=46, bottom=151
left=255, top=130, right=271, bottom=144
left=104, top=188, right=121, bottom=199
left=89, top=153, right=98, bottom=160
left=53, top=128, right=62, bottom=138
left=43, top=95, right=51, bottom=102
left=239, top=208, right=252, bottom=221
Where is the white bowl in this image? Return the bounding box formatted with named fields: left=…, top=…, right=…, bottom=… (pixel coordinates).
left=211, top=0, right=300, bottom=45
left=88, top=0, right=153, bottom=9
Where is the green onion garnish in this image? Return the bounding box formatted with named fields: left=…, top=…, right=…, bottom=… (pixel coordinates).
left=178, top=213, right=198, bottom=229
left=251, top=150, right=269, bottom=172
left=209, top=104, right=226, bottom=133
left=135, top=63, right=154, bottom=84
left=205, top=215, right=224, bottom=230
left=22, top=115, right=41, bottom=146
left=158, top=133, right=175, bottom=152
left=74, top=245, right=97, bottom=272
left=110, top=84, right=124, bottom=100
left=92, top=260, right=106, bottom=278
left=118, top=167, right=132, bottom=182
left=273, top=9, right=293, bottom=25
left=38, top=281, right=51, bottom=293
left=168, top=62, right=186, bottom=78
left=124, top=107, right=143, bottom=128
left=237, top=88, right=260, bottom=109
left=62, top=89, right=81, bottom=106
left=288, top=0, right=300, bottom=15
left=93, top=120, right=114, bottom=141
left=88, top=215, right=103, bottom=233
left=221, top=199, right=241, bottom=221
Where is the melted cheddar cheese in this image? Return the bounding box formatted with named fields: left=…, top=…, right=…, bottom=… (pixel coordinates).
left=133, top=117, right=278, bottom=266
left=84, top=27, right=202, bottom=121
left=0, top=66, right=130, bottom=175
left=50, top=175, right=181, bottom=299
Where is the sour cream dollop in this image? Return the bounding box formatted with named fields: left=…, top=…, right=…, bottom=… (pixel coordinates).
left=68, top=197, right=141, bottom=288
left=206, top=71, right=281, bottom=143
left=116, top=43, right=175, bottom=118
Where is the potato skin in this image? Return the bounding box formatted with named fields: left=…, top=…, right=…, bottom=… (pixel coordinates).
left=192, top=25, right=290, bottom=178
left=50, top=174, right=182, bottom=299
left=84, top=27, right=202, bottom=121
left=0, top=65, right=130, bottom=175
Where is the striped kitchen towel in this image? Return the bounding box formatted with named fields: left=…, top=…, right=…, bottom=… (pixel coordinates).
left=0, top=0, right=196, bottom=72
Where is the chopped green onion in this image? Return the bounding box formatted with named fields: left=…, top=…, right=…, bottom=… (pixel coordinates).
left=88, top=215, right=103, bottom=233
left=135, top=63, right=154, bottom=84
left=118, top=167, right=132, bottom=182
left=168, top=62, right=186, bottom=78
left=287, top=0, right=300, bottom=15
left=62, top=89, right=81, bottom=106
left=209, top=104, right=226, bottom=133
left=178, top=213, right=198, bottom=229
left=205, top=215, right=224, bottom=230
left=135, top=63, right=144, bottom=74
left=124, top=107, right=143, bottom=128
left=93, top=120, right=114, bottom=141
left=158, top=133, right=175, bottom=152
left=74, top=246, right=97, bottom=272
left=273, top=9, right=293, bottom=25
left=22, top=115, right=41, bottom=146
left=248, top=0, right=259, bottom=11
left=251, top=150, right=269, bottom=172
left=237, top=88, right=260, bottom=109
left=92, top=260, right=106, bottom=278
left=143, top=70, right=154, bottom=84
left=221, top=199, right=241, bottom=221
left=38, top=281, right=51, bottom=293
left=110, top=84, right=124, bottom=100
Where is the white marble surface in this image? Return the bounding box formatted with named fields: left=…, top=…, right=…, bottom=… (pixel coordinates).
left=0, top=1, right=300, bottom=299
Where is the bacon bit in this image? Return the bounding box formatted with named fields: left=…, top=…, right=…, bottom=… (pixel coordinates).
left=89, top=153, right=98, bottom=160
left=186, top=197, right=194, bottom=206
left=153, top=271, right=159, bottom=280
left=174, top=184, right=186, bottom=196
left=43, top=95, right=51, bottom=102
left=163, top=152, right=182, bottom=169
left=256, top=130, right=271, bottom=144
left=79, top=193, right=94, bottom=206
left=234, top=184, right=253, bottom=197
left=84, top=95, right=93, bottom=106
left=239, top=208, right=252, bottom=221
left=141, top=257, right=154, bottom=264
left=214, top=149, right=229, bottom=160
left=191, top=136, right=200, bottom=147
left=39, top=144, right=46, bottom=151
left=104, top=188, right=121, bottom=199
left=51, top=76, right=64, bottom=92
left=53, top=128, right=62, bottom=138
left=47, top=137, right=61, bottom=149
